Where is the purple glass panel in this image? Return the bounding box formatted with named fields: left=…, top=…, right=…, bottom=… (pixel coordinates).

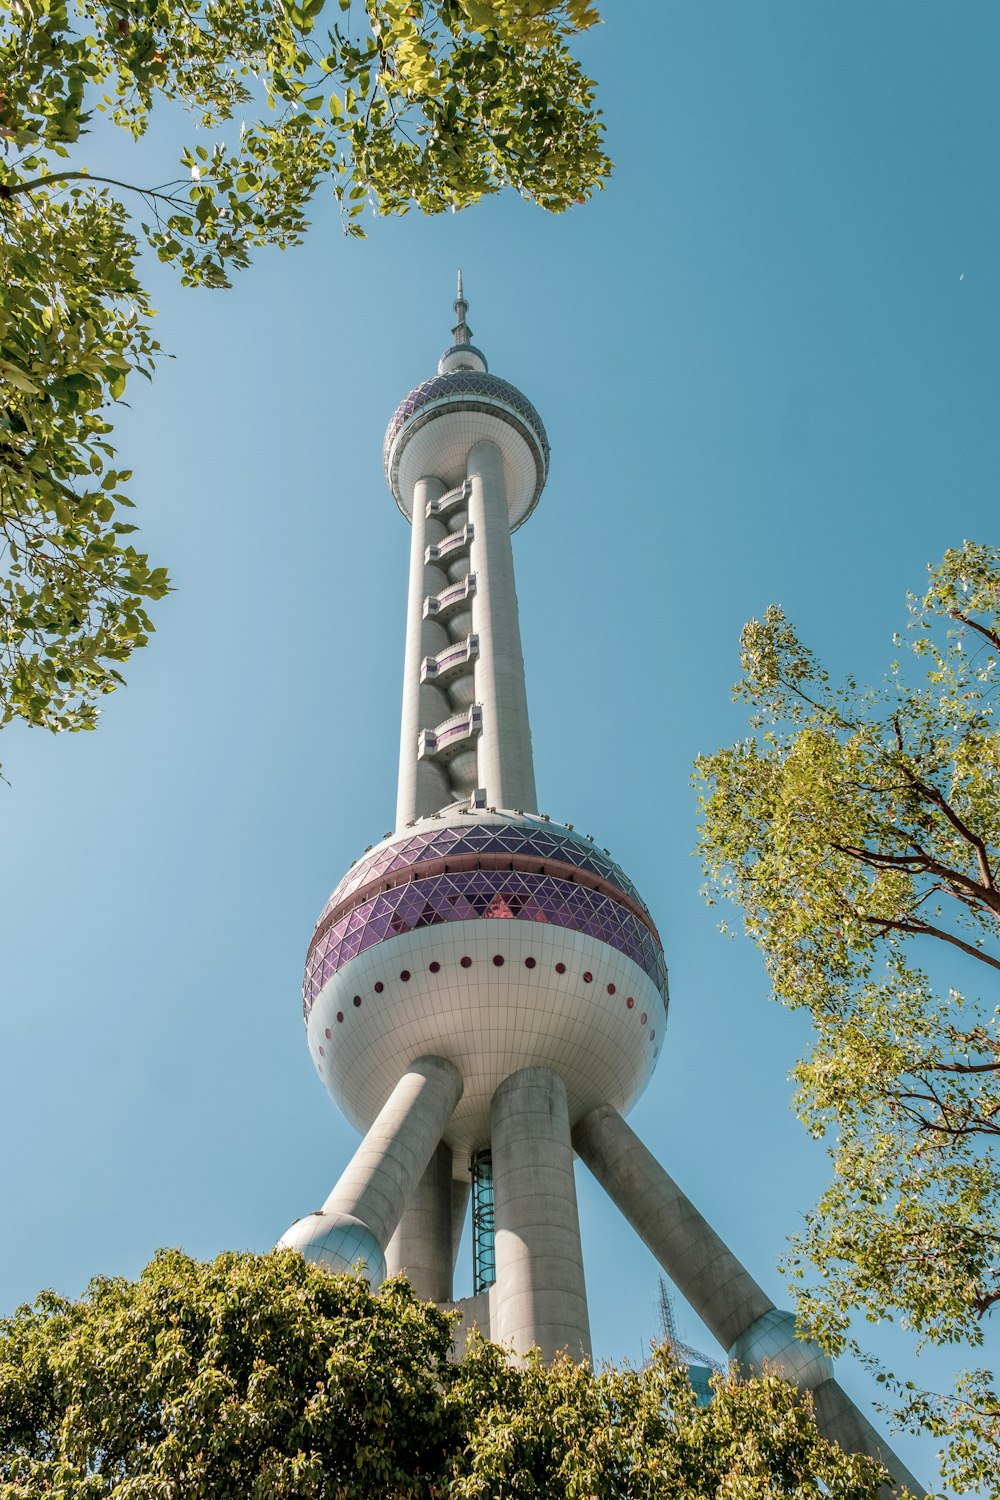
left=447, top=892, right=478, bottom=920
left=303, top=868, right=668, bottom=1020
left=317, top=821, right=650, bottom=924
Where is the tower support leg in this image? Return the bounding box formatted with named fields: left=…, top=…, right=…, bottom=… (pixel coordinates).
left=383, top=1140, right=456, bottom=1302
left=572, top=1103, right=923, bottom=1498
left=278, top=1056, right=462, bottom=1285
left=490, top=1067, right=591, bottom=1363
left=573, top=1103, right=773, bottom=1348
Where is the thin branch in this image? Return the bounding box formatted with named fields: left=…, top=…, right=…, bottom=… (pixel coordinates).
left=932, top=1058, right=1000, bottom=1076
left=895, top=757, right=998, bottom=901
left=832, top=839, right=995, bottom=916
left=950, top=609, right=1000, bottom=656
left=860, top=911, right=1000, bottom=972
left=0, top=170, right=191, bottom=207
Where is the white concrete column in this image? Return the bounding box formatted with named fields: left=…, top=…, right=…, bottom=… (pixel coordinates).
left=396, top=476, right=451, bottom=828
left=322, top=1056, right=462, bottom=1250
left=278, top=1056, right=463, bottom=1285
left=573, top=1104, right=924, bottom=1498
left=383, top=1140, right=455, bottom=1302
left=490, top=1067, right=591, bottom=1363
left=466, top=440, right=538, bottom=813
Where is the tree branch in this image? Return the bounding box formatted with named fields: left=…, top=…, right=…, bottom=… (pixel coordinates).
left=0, top=170, right=188, bottom=205
left=950, top=609, right=1000, bottom=655
left=932, top=1059, right=1000, bottom=1076
left=860, top=911, right=1000, bottom=972
left=895, top=759, right=998, bottom=902
left=832, top=839, right=996, bottom=917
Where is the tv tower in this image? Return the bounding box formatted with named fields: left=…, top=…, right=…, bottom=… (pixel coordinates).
left=280, top=279, right=921, bottom=1496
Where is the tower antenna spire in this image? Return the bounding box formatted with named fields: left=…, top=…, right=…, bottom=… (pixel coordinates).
left=452, top=269, right=472, bottom=346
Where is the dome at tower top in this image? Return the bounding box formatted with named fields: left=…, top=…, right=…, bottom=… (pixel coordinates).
left=437, top=342, right=488, bottom=375
left=384, top=275, right=549, bottom=530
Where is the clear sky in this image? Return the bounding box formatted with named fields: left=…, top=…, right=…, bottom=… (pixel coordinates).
left=2, top=2, right=998, bottom=1489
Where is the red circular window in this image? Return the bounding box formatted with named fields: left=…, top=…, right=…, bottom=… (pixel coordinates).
left=429, top=961, right=441, bottom=973
left=607, top=983, right=616, bottom=995
left=374, top=981, right=384, bottom=994
left=524, top=957, right=536, bottom=969
left=400, top=970, right=411, bottom=982
left=353, top=995, right=362, bottom=1008
left=640, top=1012, right=647, bottom=1025
left=336, top=1011, right=344, bottom=1023
left=555, top=962, right=566, bottom=974
left=583, top=971, right=593, bottom=983
left=325, top=1027, right=332, bottom=1039
left=626, top=997, right=634, bottom=1009
left=461, top=956, right=473, bottom=969
left=493, top=954, right=504, bottom=967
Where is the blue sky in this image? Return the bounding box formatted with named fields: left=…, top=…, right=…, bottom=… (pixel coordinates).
left=2, top=2, right=998, bottom=1489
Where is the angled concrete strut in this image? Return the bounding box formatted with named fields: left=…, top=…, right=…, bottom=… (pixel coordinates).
left=573, top=1103, right=924, bottom=1499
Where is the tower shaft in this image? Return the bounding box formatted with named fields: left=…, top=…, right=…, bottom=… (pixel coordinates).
left=396, top=440, right=537, bottom=828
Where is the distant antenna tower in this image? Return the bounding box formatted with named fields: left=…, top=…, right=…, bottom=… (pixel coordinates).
left=657, top=1275, right=680, bottom=1349
left=656, top=1276, right=725, bottom=1377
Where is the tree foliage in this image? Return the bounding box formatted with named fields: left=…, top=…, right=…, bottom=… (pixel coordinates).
left=451, top=1340, right=886, bottom=1499
left=1, top=0, right=610, bottom=765
left=0, top=1248, right=888, bottom=1498
left=697, top=540, right=1000, bottom=1494
left=0, top=1249, right=460, bottom=1497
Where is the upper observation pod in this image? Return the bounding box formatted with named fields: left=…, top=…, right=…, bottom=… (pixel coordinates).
left=384, top=274, right=549, bottom=530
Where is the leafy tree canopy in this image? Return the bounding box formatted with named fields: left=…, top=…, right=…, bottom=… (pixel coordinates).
left=0, top=1248, right=889, bottom=1498
left=0, top=0, right=610, bottom=766
left=697, top=540, right=1000, bottom=1495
